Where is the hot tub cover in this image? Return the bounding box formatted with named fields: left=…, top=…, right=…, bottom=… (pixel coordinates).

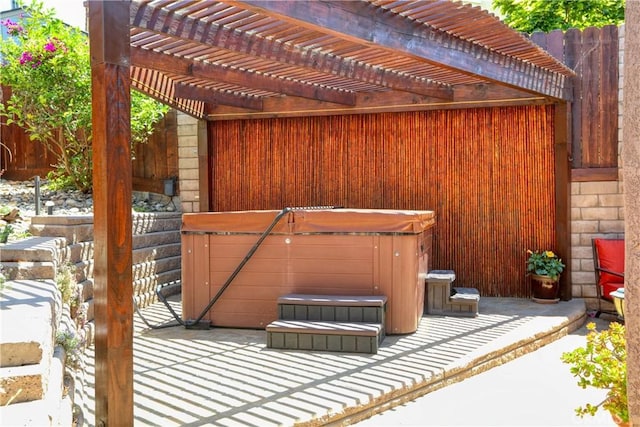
left=182, top=208, right=435, bottom=234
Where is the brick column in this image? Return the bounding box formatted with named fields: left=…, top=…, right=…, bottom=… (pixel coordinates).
left=177, top=112, right=202, bottom=213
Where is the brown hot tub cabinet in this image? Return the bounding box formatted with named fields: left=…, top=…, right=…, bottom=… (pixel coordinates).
left=181, top=208, right=435, bottom=334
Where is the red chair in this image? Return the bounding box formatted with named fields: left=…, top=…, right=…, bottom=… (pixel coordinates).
left=592, top=238, right=625, bottom=317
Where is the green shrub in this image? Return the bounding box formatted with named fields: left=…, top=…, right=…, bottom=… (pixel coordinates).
left=0, top=0, right=168, bottom=193
left=0, top=224, right=13, bottom=243
left=561, top=322, right=627, bottom=423
left=56, top=263, right=78, bottom=307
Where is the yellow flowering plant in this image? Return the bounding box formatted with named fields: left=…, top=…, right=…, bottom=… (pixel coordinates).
left=526, top=249, right=565, bottom=280
left=561, top=322, right=627, bottom=424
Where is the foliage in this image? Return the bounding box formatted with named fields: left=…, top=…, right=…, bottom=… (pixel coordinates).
left=55, top=262, right=78, bottom=308
left=12, top=228, right=32, bottom=240
left=0, top=224, right=13, bottom=243
left=56, top=329, right=81, bottom=369
left=561, top=322, right=628, bottom=423
left=526, top=249, right=565, bottom=280
left=492, top=0, right=625, bottom=33
left=0, top=265, right=6, bottom=291
left=0, top=1, right=169, bottom=193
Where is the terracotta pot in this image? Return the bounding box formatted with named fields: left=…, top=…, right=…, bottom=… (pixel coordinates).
left=530, top=273, right=559, bottom=303
left=611, top=413, right=629, bottom=427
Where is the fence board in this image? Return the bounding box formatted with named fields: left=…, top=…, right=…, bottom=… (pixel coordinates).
left=533, top=26, right=619, bottom=176
left=208, top=106, right=557, bottom=298
left=1, top=97, right=178, bottom=194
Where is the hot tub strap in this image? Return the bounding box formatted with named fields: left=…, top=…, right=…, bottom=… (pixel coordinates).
left=184, top=206, right=340, bottom=328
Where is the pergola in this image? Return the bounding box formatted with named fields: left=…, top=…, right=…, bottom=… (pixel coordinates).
left=88, top=1, right=575, bottom=425
left=128, top=0, right=573, bottom=119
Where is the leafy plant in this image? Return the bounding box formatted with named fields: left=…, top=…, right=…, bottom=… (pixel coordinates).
left=493, top=0, right=625, bottom=33
left=561, top=322, right=627, bottom=424
left=0, top=0, right=168, bottom=193
left=526, top=249, right=565, bottom=280
left=55, top=262, right=78, bottom=308
left=12, top=229, right=32, bottom=240
left=56, top=330, right=81, bottom=369
left=0, top=266, right=6, bottom=292
left=0, top=224, right=13, bottom=244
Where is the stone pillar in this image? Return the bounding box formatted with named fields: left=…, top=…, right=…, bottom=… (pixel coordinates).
left=622, top=5, right=640, bottom=423
left=177, top=112, right=202, bottom=213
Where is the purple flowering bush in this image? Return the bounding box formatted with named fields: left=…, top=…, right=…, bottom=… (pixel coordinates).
left=0, top=2, right=167, bottom=192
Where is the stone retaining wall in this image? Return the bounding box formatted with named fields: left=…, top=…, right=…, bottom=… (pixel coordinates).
left=0, top=212, right=182, bottom=425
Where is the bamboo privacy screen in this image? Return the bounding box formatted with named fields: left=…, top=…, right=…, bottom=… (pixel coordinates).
left=209, top=105, right=556, bottom=297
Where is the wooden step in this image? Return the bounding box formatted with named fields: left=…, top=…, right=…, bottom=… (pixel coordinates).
left=266, top=320, right=383, bottom=354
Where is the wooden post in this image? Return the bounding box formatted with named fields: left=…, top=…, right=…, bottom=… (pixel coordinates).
left=89, top=1, right=134, bottom=426
left=554, top=102, right=571, bottom=300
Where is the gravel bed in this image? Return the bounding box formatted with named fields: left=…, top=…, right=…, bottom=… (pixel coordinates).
left=0, top=179, right=179, bottom=242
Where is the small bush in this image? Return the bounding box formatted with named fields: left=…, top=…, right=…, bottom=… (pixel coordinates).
left=56, top=263, right=78, bottom=307
left=561, top=322, right=627, bottom=423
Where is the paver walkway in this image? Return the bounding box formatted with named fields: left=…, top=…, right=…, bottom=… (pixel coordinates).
left=78, top=297, right=588, bottom=426
left=354, top=316, right=616, bottom=426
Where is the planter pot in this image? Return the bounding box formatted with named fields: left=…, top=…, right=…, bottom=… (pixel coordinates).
left=610, top=288, right=625, bottom=321
left=530, top=274, right=559, bottom=303
left=611, top=413, right=629, bottom=427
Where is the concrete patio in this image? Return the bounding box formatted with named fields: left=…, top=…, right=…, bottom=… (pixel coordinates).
left=78, top=297, right=587, bottom=426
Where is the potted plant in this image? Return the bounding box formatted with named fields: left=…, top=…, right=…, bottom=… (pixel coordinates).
left=561, top=322, right=628, bottom=426
left=526, top=249, right=565, bottom=302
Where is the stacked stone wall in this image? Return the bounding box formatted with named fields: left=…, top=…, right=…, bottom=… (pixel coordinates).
left=177, top=112, right=202, bottom=213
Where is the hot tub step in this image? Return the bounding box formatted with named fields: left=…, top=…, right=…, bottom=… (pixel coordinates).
left=266, top=320, right=383, bottom=354
left=425, top=270, right=480, bottom=317
left=277, top=294, right=387, bottom=324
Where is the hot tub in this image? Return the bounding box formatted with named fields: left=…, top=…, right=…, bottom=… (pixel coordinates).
left=181, top=208, right=435, bottom=334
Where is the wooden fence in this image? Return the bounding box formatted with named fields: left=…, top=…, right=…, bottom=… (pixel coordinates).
left=531, top=25, right=619, bottom=181
left=0, top=91, right=178, bottom=193
left=131, top=110, right=179, bottom=195
left=1, top=25, right=620, bottom=186
left=208, top=105, right=557, bottom=298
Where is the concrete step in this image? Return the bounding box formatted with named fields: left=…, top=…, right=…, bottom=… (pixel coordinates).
left=266, top=320, right=383, bottom=354
left=0, top=280, right=61, bottom=405
left=30, top=213, right=182, bottom=243
left=0, top=261, right=57, bottom=281
left=0, top=280, right=60, bottom=368
left=30, top=216, right=94, bottom=244
left=0, top=346, right=70, bottom=423
left=0, top=237, right=65, bottom=263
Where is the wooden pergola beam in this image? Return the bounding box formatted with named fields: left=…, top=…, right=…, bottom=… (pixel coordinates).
left=236, top=0, right=573, bottom=101
left=203, top=83, right=546, bottom=120
left=174, top=82, right=263, bottom=110
left=130, top=2, right=454, bottom=100
left=89, top=1, right=134, bottom=425
left=131, top=47, right=357, bottom=106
